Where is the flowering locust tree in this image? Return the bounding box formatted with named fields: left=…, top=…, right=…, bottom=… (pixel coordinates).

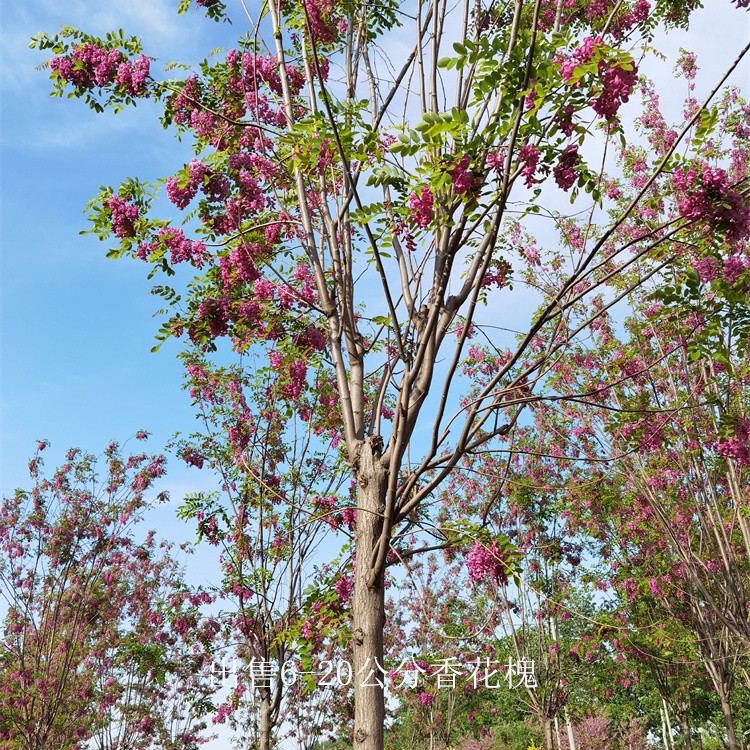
left=174, top=351, right=351, bottom=749
left=0, top=439, right=219, bottom=750
left=34, top=0, right=750, bottom=746
left=496, top=61, right=750, bottom=742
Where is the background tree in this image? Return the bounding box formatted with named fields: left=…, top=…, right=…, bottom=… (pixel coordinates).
left=175, top=350, right=351, bottom=750
left=0, top=438, right=219, bottom=750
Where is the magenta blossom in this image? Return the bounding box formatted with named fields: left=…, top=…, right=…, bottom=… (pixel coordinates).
left=409, top=187, right=434, bottom=229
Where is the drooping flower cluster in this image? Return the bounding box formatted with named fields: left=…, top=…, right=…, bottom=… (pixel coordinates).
left=50, top=43, right=150, bottom=96
left=334, top=574, right=353, bottom=601
left=557, top=36, right=638, bottom=120
left=673, top=165, right=750, bottom=244
left=303, top=0, right=346, bottom=45
left=106, top=195, right=139, bottom=238
left=237, top=50, right=306, bottom=97
left=716, top=418, right=750, bottom=466
left=449, top=154, right=474, bottom=195
left=409, top=187, right=435, bottom=228
left=558, top=36, right=604, bottom=82
left=518, top=144, right=540, bottom=187
left=722, top=254, right=747, bottom=285
left=166, top=160, right=209, bottom=209
left=465, top=540, right=508, bottom=583
left=485, top=148, right=506, bottom=173
left=592, top=63, right=638, bottom=119
left=692, top=256, right=718, bottom=284
left=553, top=145, right=580, bottom=191
left=537, top=0, right=651, bottom=35
left=480, top=258, right=513, bottom=289
left=137, top=227, right=208, bottom=267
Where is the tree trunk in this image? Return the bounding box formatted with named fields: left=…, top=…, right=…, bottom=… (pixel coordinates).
left=565, top=709, right=577, bottom=750
left=259, top=690, right=272, bottom=750
left=544, top=718, right=554, bottom=750
left=719, top=691, right=739, bottom=750
left=679, top=714, right=693, bottom=750
left=352, top=438, right=387, bottom=750
left=661, top=706, right=670, bottom=750
left=663, top=699, right=675, bottom=750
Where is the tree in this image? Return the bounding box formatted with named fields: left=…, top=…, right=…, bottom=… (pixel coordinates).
left=0, top=438, right=219, bottom=750
left=175, top=350, right=351, bottom=750
left=33, top=2, right=750, bottom=748
left=505, top=112, right=750, bottom=744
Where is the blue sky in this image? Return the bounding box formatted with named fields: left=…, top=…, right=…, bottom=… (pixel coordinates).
left=0, top=1, right=235, bottom=505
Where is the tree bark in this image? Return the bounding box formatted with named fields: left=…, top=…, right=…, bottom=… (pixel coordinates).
left=565, top=708, right=577, bottom=750
left=259, top=690, right=272, bottom=750
left=544, top=718, right=554, bottom=750
left=663, top=698, right=675, bottom=750
left=352, top=437, right=387, bottom=750
left=719, top=691, right=739, bottom=750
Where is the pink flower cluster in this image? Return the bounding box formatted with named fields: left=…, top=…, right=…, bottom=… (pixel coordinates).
left=237, top=51, right=306, bottom=97
left=465, top=540, right=507, bottom=583
left=518, top=144, right=540, bottom=187
left=335, top=574, right=353, bottom=601
left=555, top=104, right=576, bottom=137
left=283, top=359, right=308, bottom=400
left=166, top=159, right=230, bottom=210
left=181, top=447, right=204, bottom=469
left=609, top=0, right=651, bottom=36
left=592, top=63, right=638, bottom=119
left=137, top=227, right=208, bottom=267
left=673, top=165, right=750, bottom=244
left=409, top=187, right=434, bottom=228
left=558, top=36, right=604, bottom=83
left=106, top=196, right=139, bottom=238
left=722, top=255, right=747, bottom=285
left=692, top=256, right=718, bottom=284
left=675, top=50, right=698, bottom=81
left=716, top=418, right=750, bottom=466
left=480, top=258, right=512, bottom=289
left=304, top=0, right=345, bottom=45
left=553, top=145, right=580, bottom=191
left=166, top=160, right=207, bottom=209
left=449, top=154, right=473, bottom=195
left=50, top=43, right=150, bottom=96
left=557, top=36, right=637, bottom=120
left=485, top=148, right=505, bottom=173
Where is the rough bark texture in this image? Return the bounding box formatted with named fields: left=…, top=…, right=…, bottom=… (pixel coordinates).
left=352, top=438, right=387, bottom=750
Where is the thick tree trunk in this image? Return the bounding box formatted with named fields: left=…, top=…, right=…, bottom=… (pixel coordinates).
left=352, top=438, right=387, bottom=750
